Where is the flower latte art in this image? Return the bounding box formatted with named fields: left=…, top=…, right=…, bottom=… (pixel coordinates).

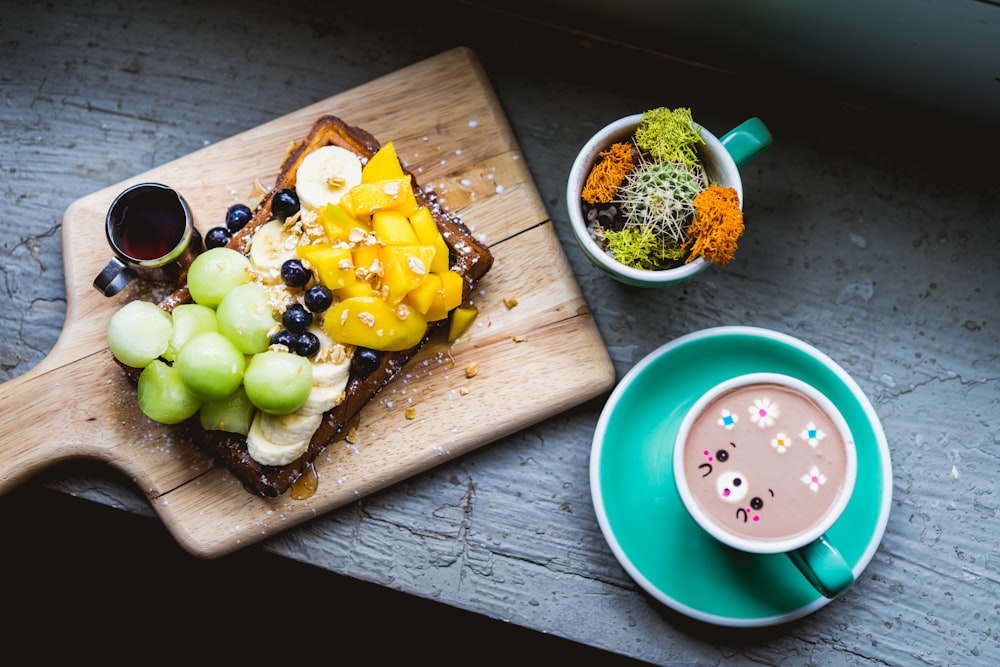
left=679, top=381, right=852, bottom=543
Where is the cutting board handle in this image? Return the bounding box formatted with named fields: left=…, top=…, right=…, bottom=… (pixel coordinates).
left=0, top=353, right=120, bottom=495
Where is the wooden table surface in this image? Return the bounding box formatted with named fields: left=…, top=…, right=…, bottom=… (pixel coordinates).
left=4, top=1, right=998, bottom=664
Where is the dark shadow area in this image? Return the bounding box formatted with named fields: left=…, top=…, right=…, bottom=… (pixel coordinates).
left=2, top=482, right=652, bottom=664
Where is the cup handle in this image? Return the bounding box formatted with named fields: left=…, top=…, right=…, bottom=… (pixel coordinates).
left=93, top=257, right=136, bottom=297
left=720, top=117, right=773, bottom=168
left=786, top=534, right=856, bottom=599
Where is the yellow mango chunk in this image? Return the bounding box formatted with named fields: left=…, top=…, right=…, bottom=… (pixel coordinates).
left=319, top=204, right=369, bottom=243
left=342, top=177, right=418, bottom=217
left=362, top=142, right=406, bottom=183
left=372, top=210, right=419, bottom=245
left=448, top=305, right=479, bottom=342
left=380, top=245, right=436, bottom=305
left=407, top=272, right=445, bottom=320
left=296, top=244, right=356, bottom=290
left=325, top=296, right=427, bottom=351
left=409, top=206, right=449, bottom=273
left=352, top=242, right=381, bottom=277
left=440, top=269, right=465, bottom=312
left=336, top=280, right=374, bottom=300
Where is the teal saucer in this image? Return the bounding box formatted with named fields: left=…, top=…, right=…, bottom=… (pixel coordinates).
left=590, top=326, right=892, bottom=627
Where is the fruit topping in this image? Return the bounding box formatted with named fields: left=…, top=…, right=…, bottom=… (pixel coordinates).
left=280, top=258, right=311, bottom=287
left=187, top=247, right=253, bottom=308
left=225, top=203, right=253, bottom=232
left=304, top=284, right=333, bottom=313
left=282, top=303, right=313, bottom=334
left=106, top=300, right=173, bottom=369
left=269, top=329, right=296, bottom=349
left=175, top=331, right=246, bottom=401
left=243, top=350, right=313, bottom=415
left=350, top=347, right=382, bottom=378
left=294, top=331, right=320, bottom=358
left=205, top=226, right=232, bottom=249
left=271, top=188, right=300, bottom=220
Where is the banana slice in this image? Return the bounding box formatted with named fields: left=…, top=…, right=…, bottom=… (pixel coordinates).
left=295, top=145, right=363, bottom=211
left=299, top=355, right=350, bottom=416
left=247, top=410, right=320, bottom=466
left=249, top=219, right=298, bottom=283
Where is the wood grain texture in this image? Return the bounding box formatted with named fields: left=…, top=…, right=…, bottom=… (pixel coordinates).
left=0, top=47, right=616, bottom=557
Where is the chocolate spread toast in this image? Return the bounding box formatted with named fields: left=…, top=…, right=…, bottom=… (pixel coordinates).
left=146, top=115, right=493, bottom=497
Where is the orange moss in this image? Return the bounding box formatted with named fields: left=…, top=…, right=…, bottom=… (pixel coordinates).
left=581, top=142, right=636, bottom=204
left=685, top=186, right=744, bottom=265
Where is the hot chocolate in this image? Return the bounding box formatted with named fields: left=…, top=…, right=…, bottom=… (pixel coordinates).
left=676, top=377, right=854, bottom=548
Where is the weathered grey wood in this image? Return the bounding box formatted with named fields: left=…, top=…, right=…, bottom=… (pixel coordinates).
left=3, top=1, right=998, bottom=665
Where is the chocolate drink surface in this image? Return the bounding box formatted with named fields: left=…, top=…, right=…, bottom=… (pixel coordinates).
left=679, top=382, right=851, bottom=543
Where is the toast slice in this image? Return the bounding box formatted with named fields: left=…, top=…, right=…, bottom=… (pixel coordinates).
left=148, top=115, right=493, bottom=497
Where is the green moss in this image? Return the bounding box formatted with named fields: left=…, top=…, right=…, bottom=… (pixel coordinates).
left=634, top=107, right=704, bottom=169
left=604, top=227, right=687, bottom=271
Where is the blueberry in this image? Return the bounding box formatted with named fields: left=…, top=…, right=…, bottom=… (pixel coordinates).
left=205, top=226, right=231, bottom=249
left=294, top=332, right=320, bottom=357
left=269, top=329, right=296, bottom=349
left=304, top=284, right=333, bottom=312
left=351, top=348, right=382, bottom=378
left=280, top=259, right=311, bottom=288
left=271, top=188, right=300, bottom=220
left=225, top=203, right=253, bottom=232
left=282, top=303, right=313, bottom=334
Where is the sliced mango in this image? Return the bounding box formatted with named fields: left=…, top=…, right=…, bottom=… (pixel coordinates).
left=325, top=295, right=427, bottom=352
left=409, top=206, right=449, bottom=273
left=362, top=142, right=407, bottom=183
left=297, top=243, right=356, bottom=291
left=352, top=242, right=381, bottom=276
left=336, top=280, right=374, bottom=300
left=343, top=177, right=417, bottom=217
left=448, top=305, right=479, bottom=342
left=372, top=210, right=419, bottom=245
left=440, top=269, right=465, bottom=312
left=319, top=203, right=368, bottom=243
left=407, top=272, right=444, bottom=319
left=380, top=244, right=436, bottom=305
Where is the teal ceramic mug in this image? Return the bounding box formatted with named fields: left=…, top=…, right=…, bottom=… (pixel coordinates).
left=673, top=372, right=858, bottom=598
left=566, top=113, right=772, bottom=287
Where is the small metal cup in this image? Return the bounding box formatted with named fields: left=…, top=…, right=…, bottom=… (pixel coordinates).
left=93, top=182, right=202, bottom=296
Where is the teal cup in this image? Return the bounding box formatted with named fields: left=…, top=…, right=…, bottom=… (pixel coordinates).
left=673, top=372, right=858, bottom=599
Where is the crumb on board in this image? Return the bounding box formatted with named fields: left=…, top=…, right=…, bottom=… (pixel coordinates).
left=405, top=407, right=417, bottom=420
left=465, top=362, right=480, bottom=378
left=504, top=296, right=518, bottom=309
left=512, top=335, right=527, bottom=343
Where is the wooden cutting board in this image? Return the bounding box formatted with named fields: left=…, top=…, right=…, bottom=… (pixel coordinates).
left=0, top=47, right=616, bottom=558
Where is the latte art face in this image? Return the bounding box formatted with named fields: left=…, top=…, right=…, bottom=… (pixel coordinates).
left=677, top=379, right=854, bottom=547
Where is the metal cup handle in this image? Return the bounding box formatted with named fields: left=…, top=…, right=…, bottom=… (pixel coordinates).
left=93, top=256, right=137, bottom=297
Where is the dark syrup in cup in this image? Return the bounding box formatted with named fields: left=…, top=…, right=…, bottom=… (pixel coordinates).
left=94, top=183, right=202, bottom=296
left=115, top=191, right=188, bottom=261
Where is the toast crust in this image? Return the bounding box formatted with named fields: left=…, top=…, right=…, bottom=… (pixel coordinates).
left=146, top=115, right=493, bottom=497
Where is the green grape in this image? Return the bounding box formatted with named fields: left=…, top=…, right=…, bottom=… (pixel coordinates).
left=106, top=300, right=172, bottom=368
left=216, top=282, right=278, bottom=354
left=175, top=331, right=246, bottom=400
left=163, top=303, right=218, bottom=362
left=187, top=247, right=253, bottom=307
left=199, top=385, right=256, bottom=435
left=137, top=359, right=203, bottom=424
left=243, top=350, right=313, bottom=415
